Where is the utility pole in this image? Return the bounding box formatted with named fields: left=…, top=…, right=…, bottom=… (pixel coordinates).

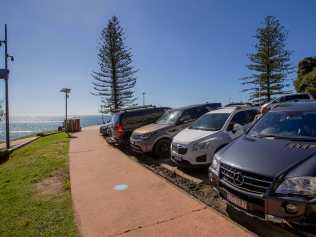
left=60, top=88, right=71, bottom=131
left=0, top=24, right=14, bottom=149
left=142, top=92, right=146, bottom=106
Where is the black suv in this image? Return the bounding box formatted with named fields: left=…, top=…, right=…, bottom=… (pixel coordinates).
left=209, top=102, right=316, bottom=228
left=109, top=106, right=170, bottom=145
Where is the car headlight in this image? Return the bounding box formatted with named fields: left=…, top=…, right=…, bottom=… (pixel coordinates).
left=136, top=132, right=156, bottom=140
left=210, top=154, right=220, bottom=174
left=275, top=177, right=316, bottom=196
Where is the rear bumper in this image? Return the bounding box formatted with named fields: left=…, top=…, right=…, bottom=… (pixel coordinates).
left=209, top=171, right=316, bottom=227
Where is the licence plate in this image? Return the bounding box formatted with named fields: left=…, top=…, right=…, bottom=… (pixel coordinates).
left=227, top=192, right=247, bottom=210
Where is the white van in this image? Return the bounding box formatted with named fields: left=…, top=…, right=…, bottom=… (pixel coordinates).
left=171, top=106, right=258, bottom=167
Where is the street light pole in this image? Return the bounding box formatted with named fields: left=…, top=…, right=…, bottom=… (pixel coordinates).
left=65, top=93, right=68, bottom=127
left=4, top=25, right=10, bottom=149
left=142, top=92, right=146, bottom=106
left=60, top=88, right=71, bottom=132
left=0, top=25, right=14, bottom=150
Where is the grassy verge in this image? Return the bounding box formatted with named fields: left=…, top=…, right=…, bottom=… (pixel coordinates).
left=0, top=133, right=78, bottom=237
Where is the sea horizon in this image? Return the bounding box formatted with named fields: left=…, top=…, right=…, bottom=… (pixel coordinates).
left=0, top=114, right=110, bottom=141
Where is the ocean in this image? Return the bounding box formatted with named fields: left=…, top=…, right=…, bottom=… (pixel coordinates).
left=0, top=115, right=110, bottom=141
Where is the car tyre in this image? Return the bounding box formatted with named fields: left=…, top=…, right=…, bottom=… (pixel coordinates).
left=153, top=139, right=171, bottom=159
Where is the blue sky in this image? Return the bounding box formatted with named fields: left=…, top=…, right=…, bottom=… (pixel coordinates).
left=0, top=0, right=315, bottom=116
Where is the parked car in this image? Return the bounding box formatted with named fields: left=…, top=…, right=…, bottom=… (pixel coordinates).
left=130, top=103, right=221, bottom=158
left=171, top=106, right=258, bottom=168
left=260, top=93, right=314, bottom=114
left=99, top=118, right=112, bottom=136
left=209, top=101, right=316, bottom=228
left=109, top=106, right=170, bottom=145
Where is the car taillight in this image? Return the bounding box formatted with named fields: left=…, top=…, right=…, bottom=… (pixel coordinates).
left=115, top=123, right=124, bottom=137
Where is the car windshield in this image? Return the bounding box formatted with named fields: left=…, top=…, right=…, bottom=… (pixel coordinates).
left=248, top=111, right=316, bottom=140
left=190, top=113, right=230, bottom=131
left=156, top=110, right=182, bottom=125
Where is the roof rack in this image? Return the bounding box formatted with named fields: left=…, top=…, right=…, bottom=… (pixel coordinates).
left=111, top=105, right=156, bottom=113
left=224, top=102, right=253, bottom=108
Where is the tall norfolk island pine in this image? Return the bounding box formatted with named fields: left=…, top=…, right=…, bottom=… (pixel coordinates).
left=92, top=16, right=137, bottom=112
left=241, top=16, right=293, bottom=103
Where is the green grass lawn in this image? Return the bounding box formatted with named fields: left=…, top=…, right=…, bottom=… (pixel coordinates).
left=0, top=133, right=78, bottom=237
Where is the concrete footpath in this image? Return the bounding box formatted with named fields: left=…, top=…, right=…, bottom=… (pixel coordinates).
left=69, top=126, right=252, bottom=237
left=0, top=136, right=39, bottom=151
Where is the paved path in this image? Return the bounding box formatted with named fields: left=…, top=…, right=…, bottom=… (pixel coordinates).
left=0, top=136, right=39, bottom=150
left=69, top=126, right=252, bottom=237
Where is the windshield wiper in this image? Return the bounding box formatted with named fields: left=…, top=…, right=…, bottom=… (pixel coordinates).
left=251, top=134, right=287, bottom=140
left=192, top=127, right=218, bottom=131
left=251, top=134, right=316, bottom=141
left=286, top=136, right=316, bottom=142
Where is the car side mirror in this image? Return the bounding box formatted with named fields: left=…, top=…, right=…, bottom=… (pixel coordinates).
left=227, top=123, right=234, bottom=131
left=228, top=123, right=243, bottom=134
left=178, top=115, right=191, bottom=125
left=233, top=123, right=244, bottom=134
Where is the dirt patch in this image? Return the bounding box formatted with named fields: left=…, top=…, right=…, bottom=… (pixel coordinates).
left=34, top=174, right=64, bottom=197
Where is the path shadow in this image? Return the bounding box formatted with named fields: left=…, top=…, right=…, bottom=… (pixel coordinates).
left=226, top=205, right=302, bottom=237
left=0, top=150, right=10, bottom=165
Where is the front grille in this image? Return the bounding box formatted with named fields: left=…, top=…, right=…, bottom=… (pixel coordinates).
left=172, top=143, right=188, bottom=155
left=220, top=163, right=273, bottom=195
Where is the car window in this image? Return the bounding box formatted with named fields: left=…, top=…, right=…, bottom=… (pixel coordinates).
left=281, top=94, right=310, bottom=102
left=245, top=109, right=258, bottom=123
left=190, top=113, right=230, bottom=131
left=121, top=108, right=165, bottom=128
left=230, top=111, right=249, bottom=125
left=179, top=109, right=195, bottom=122
left=156, top=110, right=182, bottom=125
left=180, top=107, right=201, bottom=122
left=186, top=107, right=209, bottom=120
left=193, top=106, right=209, bottom=117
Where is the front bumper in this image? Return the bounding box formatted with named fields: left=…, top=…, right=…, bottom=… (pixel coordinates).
left=130, top=138, right=154, bottom=153
left=209, top=171, right=316, bottom=227
left=170, top=149, right=211, bottom=168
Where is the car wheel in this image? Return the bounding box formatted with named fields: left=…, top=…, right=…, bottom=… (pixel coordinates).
left=153, top=139, right=171, bottom=159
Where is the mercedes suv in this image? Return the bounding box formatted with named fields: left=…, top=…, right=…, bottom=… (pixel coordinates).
left=209, top=101, right=316, bottom=228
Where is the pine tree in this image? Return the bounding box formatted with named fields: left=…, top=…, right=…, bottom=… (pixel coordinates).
left=92, top=16, right=137, bottom=112
left=294, top=57, right=316, bottom=94
left=241, top=16, right=293, bottom=104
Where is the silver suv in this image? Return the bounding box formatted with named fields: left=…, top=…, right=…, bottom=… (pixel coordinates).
left=130, top=103, right=221, bottom=158
left=171, top=106, right=258, bottom=167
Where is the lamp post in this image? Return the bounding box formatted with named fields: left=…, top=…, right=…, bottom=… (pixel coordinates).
left=142, top=92, right=146, bottom=106
left=60, top=88, right=71, bottom=131
left=0, top=24, right=14, bottom=149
